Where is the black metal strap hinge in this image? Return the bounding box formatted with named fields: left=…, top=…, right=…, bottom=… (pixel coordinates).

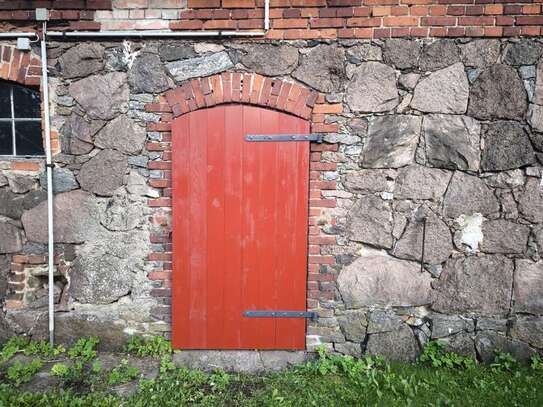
left=245, top=134, right=323, bottom=143
left=243, top=310, right=318, bottom=321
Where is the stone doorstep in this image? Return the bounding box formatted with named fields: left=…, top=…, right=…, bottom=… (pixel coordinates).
left=172, top=350, right=309, bottom=373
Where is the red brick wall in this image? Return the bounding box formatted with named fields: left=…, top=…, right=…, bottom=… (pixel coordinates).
left=0, top=0, right=541, bottom=38
left=143, top=73, right=341, bottom=318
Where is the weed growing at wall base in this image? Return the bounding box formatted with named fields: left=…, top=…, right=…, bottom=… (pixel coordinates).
left=0, top=337, right=541, bottom=406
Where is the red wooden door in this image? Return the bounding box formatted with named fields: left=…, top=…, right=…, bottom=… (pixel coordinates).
left=171, top=105, right=310, bottom=350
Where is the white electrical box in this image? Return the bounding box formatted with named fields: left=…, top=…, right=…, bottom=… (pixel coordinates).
left=16, top=38, right=31, bottom=51
left=35, top=8, right=49, bottom=21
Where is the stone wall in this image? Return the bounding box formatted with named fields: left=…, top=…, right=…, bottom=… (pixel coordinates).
left=0, top=37, right=542, bottom=360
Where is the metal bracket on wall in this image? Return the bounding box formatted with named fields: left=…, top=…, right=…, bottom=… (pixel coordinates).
left=243, top=310, right=319, bottom=321
left=245, top=134, right=323, bottom=143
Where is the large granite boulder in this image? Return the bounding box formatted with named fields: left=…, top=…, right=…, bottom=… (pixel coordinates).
left=468, top=65, right=528, bottom=120
left=475, top=332, right=536, bottom=363
left=239, top=44, right=299, bottom=76
left=366, top=323, right=419, bottom=361
left=347, top=195, right=393, bottom=249
left=128, top=52, right=170, bottom=94
left=77, top=149, right=128, bottom=196
left=0, top=221, right=23, bottom=253
left=58, top=43, right=104, bottom=79
left=94, top=115, right=146, bottom=155
left=418, top=40, right=461, bottom=71
left=21, top=190, right=103, bottom=244
left=443, top=172, right=500, bottom=218
left=394, top=165, right=451, bottom=201
left=392, top=209, right=453, bottom=265
left=432, top=255, right=514, bottom=316
left=518, top=177, right=543, bottom=223
left=337, top=310, right=367, bottom=342
left=511, top=317, right=543, bottom=349
left=423, top=114, right=481, bottom=171
left=411, top=63, right=469, bottom=114
left=503, top=41, right=542, bottom=66
left=69, top=72, right=129, bottom=120
left=0, top=188, right=25, bottom=219
left=480, top=220, right=530, bottom=254
left=166, top=52, right=233, bottom=82
left=383, top=39, right=421, bottom=69
left=514, top=260, right=543, bottom=315
left=481, top=121, right=535, bottom=171
left=361, top=115, right=421, bottom=168
left=337, top=250, right=433, bottom=308
left=292, top=44, right=345, bottom=93
left=345, top=62, right=399, bottom=112
left=430, top=314, right=474, bottom=339
left=459, top=40, right=500, bottom=69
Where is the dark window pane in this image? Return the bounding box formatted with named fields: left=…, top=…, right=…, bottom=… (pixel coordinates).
left=13, top=84, right=40, bottom=118
left=15, top=121, right=43, bottom=155
left=0, top=122, right=13, bottom=155
left=0, top=84, right=11, bottom=119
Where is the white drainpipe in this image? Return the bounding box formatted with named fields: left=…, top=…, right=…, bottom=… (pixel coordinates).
left=39, top=22, right=55, bottom=346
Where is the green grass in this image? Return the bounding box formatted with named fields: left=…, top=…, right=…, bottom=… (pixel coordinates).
left=0, top=337, right=541, bottom=406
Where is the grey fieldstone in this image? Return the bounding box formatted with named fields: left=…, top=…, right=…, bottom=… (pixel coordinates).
left=343, top=169, right=395, bottom=193
left=7, top=175, right=36, bottom=194
left=503, top=41, right=542, bottom=66
left=94, top=115, right=146, bottom=155
left=383, top=39, right=421, bottom=69
left=292, top=44, right=345, bottom=93
left=0, top=221, right=23, bottom=253
left=481, top=121, right=535, bottom=171
left=367, top=309, right=402, bottom=334
left=361, top=115, right=421, bottom=168
left=477, top=318, right=508, bottom=333
left=346, top=62, right=398, bottom=112
left=432, top=255, right=514, bottom=316
left=39, top=167, right=78, bottom=193
left=398, top=73, right=420, bottom=90
left=440, top=332, right=476, bottom=357
left=411, top=63, right=469, bottom=114
left=535, top=225, right=543, bottom=254
left=394, top=165, right=451, bottom=200
left=128, top=53, right=170, bottom=94
left=0, top=254, right=9, bottom=298
left=468, top=65, right=528, bottom=120
left=100, top=194, right=143, bottom=232
left=58, top=43, right=104, bottom=79
left=347, top=195, right=393, bottom=248
left=346, top=43, right=382, bottom=63
left=69, top=72, right=129, bottom=120
left=480, top=220, right=530, bottom=254
left=366, top=324, right=419, bottom=361
left=60, top=113, right=105, bottom=155
left=423, top=114, right=481, bottom=171
left=443, top=172, right=500, bottom=218
left=430, top=314, right=474, bottom=339
left=484, top=169, right=525, bottom=189
left=514, top=260, right=543, bottom=314
left=0, top=188, right=24, bottom=219
left=77, top=149, right=128, bottom=196
left=535, top=59, right=543, bottom=105
left=21, top=190, right=103, bottom=244
left=70, top=253, right=133, bottom=304
left=476, top=332, right=536, bottom=363
left=518, top=177, right=543, bottom=223
left=527, top=103, right=543, bottom=132
left=158, top=43, right=196, bottom=62
left=337, top=310, right=367, bottom=342
left=335, top=343, right=362, bottom=357
left=166, top=51, right=233, bottom=82
left=239, top=44, right=299, bottom=76
left=392, top=209, right=453, bottom=265
left=337, top=250, right=433, bottom=308
left=459, top=40, right=500, bottom=69
left=419, top=40, right=461, bottom=72
left=511, top=317, right=543, bottom=349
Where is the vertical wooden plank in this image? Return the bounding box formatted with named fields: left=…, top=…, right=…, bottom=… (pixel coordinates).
left=171, top=115, right=190, bottom=349
left=222, top=105, right=244, bottom=348
left=206, top=106, right=226, bottom=348
left=187, top=109, right=208, bottom=347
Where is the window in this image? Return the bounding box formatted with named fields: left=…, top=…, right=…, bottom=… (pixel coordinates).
left=0, top=80, right=43, bottom=156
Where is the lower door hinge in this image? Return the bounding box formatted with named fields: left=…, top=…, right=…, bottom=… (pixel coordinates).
left=245, top=134, right=323, bottom=143
left=243, top=310, right=318, bottom=321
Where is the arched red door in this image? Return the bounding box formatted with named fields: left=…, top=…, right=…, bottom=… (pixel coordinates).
left=171, top=105, right=310, bottom=349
